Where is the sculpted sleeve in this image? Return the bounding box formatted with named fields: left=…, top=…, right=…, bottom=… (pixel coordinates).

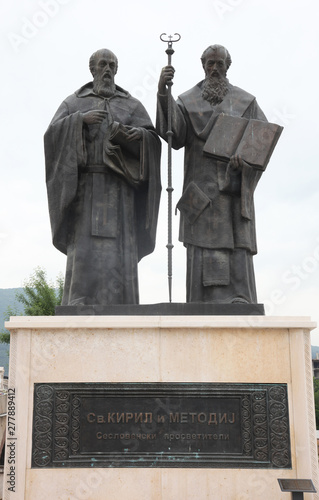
left=156, top=93, right=187, bottom=149
left=232, top=98, right=267, bottom=220
left=135, top=126, right=162, bottom=260
left=110, top=97, right=162, bottom=260
left=44, top=102, right=86, bottom=254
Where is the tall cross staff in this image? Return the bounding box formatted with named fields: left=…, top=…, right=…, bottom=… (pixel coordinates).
left=160, top=32, right=181, bottom=303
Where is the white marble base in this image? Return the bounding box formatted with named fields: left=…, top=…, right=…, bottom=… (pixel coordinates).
left=3, top=315, right=319, bottom=499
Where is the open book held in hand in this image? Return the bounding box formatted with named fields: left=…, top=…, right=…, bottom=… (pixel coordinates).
left=203, top=113, right=283, bottom=171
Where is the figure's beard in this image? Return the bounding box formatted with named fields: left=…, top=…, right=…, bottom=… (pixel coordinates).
left=93, top=74, right=115, bottom=97
left=201, top=75, right=229, bottom=105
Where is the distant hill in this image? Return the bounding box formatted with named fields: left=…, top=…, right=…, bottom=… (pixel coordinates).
left=0, top=288, right=24, bottom=375
left=0, top=288, right=23, bottom=315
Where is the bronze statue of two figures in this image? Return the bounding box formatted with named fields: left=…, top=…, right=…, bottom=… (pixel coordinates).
left=44, top=45, right=283, bottom=307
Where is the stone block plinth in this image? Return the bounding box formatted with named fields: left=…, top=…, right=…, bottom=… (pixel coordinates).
left=3, top=315, right=319, bottom=499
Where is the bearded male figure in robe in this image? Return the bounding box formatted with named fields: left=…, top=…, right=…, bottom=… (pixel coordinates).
left=157, top=44, right=267, bottom=304
left=45, top=49, right=161, bottom=306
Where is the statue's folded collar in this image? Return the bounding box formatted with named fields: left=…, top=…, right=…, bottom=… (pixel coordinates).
left=178, top=82, right=256, bottom=139
left=75, top=82, right=130, bottom=100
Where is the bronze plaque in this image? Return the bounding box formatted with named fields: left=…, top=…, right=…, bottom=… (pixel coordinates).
left=32, top=383, right=291, bottom=468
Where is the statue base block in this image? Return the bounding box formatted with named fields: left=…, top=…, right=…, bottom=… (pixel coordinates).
left=3, top=315, right=319, bottom=499
left=56, top=302, right=265, bottom=316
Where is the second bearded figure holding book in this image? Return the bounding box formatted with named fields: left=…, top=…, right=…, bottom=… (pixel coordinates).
left=157, top=44, right=281, bottom=304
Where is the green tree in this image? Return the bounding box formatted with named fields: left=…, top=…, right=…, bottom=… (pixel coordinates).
left=0, top=267, right=64, bottom=344
left=15, top=267, right=63, bottom=316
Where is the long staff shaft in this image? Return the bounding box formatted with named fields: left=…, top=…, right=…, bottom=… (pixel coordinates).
left=160, top=33, right=181, bottom=303
left=166, top=46, right=173, bottom=303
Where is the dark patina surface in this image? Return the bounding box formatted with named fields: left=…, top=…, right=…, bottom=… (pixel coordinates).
left=45, top=49, right=161, bottom=307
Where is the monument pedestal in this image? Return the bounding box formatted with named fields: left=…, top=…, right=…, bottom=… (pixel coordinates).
left=3, top=315, right=319, bottom=499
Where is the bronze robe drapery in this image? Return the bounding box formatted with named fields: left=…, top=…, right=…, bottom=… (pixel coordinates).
left=45, top=83, right=161, bottom=305
left=157, top=82, right=267, bottom=303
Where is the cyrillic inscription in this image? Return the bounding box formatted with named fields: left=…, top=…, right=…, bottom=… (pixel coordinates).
left=32, top=383, right=291, bottom=468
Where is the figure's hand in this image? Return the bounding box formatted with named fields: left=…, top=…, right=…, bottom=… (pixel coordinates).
left=158, top=65, right=175, bottom=94
left=82, top=110, right=108, bottom=124
left=126, top=127, right=142, bottom=141
left=229, top=154, right=244, bottom=171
